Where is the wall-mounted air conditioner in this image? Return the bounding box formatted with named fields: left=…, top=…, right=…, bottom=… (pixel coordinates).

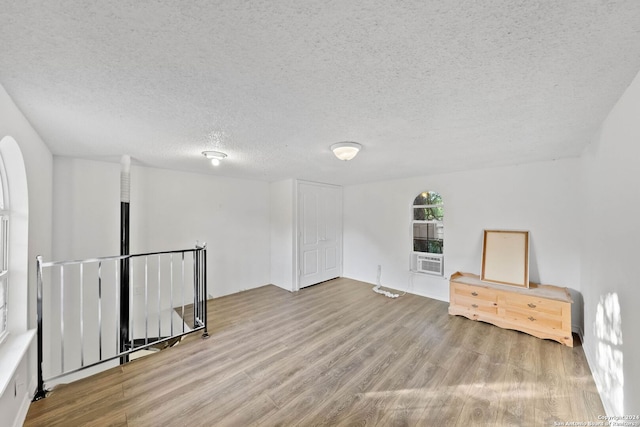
left=415, top=253, right=444, bottom=276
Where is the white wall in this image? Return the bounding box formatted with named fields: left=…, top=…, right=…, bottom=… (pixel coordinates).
left=53, top=158, right=120, bottom=259
left=343, top=158, right=582, bottom=322
left=53, top=158, right=271, bottom=298
left=134, top=165, right=271, bottom=297
left=50, top=159, right=270, bottom=384
left=0, top=84, right=53, bottom=426
left=269, top=179, right=295, bottom=291
left=580, top=70, right=640, bottom=415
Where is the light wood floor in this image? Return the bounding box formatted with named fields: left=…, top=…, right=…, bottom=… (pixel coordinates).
left=25, top=278, right=604, bottom=426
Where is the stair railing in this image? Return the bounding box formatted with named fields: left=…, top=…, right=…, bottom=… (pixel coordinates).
left=34, top=243, right=208, bottom=400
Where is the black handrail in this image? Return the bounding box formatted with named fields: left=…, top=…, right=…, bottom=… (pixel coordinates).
left=33, top=244, right=208, bottom=401
left=119, top=200, right=130, bottom=365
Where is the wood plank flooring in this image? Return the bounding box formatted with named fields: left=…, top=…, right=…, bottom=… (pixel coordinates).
left=24, top=278, right=605, bottom=426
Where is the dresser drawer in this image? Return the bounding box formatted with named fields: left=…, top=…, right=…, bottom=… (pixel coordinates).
left=504, top=293, right=566, bottom=317
left=453, top=294, right=498, bottom=315
left=450, top=281, right=498, bottom=303
left=503, top=307, right=563, bottom=331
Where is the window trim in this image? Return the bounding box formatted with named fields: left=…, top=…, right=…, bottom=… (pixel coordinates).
left=0, top=157, right=8, bottom=344
left=0, top=135, right=33, bottom=401
left=411, top=191, right=444, bottom=276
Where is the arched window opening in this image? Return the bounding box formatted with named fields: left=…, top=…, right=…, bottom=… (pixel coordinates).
left=411, top=191, right=444, bottom=276
left=0, top=135, right=29, bottom=343
left=0, top=151, right=9, bottom=342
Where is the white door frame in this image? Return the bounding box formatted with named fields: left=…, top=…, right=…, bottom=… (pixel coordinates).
left=293, top=180, right=343, bottom=291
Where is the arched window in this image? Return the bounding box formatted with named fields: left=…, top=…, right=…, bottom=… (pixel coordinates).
left=0, top=136, right=29, bottom=344
left=0, top=151, right=9, bottom=342
left=411, top=191, right=444, bottom=276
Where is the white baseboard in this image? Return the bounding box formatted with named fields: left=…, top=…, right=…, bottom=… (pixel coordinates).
left=572, top=325, right=584, bottom=340
left=347, top=276, right=449, bottom=303
left=579, top=334, right=615, bottom=417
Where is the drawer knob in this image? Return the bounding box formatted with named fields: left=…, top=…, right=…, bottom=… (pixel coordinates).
left=528, top=316, right=536, bottom=322
left=527, top=303, right=537, bottom=308
left=471, top=304, right=478, bottom=308
left=471, top=292, right=478, bottom=296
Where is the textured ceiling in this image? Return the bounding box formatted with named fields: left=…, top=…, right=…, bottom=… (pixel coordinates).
left=1, top=1, right=640, bottom=185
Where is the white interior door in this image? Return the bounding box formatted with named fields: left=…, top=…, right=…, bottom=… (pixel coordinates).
left=298, top=182, right=342, bottom=289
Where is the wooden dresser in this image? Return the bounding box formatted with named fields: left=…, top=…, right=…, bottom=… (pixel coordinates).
left=449, top=271, right=573, bottom=346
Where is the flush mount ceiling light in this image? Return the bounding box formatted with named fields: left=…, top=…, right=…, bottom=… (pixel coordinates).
left=202, top=150, right=227, bottom=166
left=330, top=141, right=362, bottom=161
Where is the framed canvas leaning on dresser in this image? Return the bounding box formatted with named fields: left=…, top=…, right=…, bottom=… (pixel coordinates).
left=481, top=229, right=530, bottom=288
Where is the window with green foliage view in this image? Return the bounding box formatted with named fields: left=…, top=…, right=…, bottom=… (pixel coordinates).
left=412, top=191, right=443, bottom=254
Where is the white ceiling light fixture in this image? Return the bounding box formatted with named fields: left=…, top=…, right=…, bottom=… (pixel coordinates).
left=331, top=141, right=362, bottom=161
left=202, top=150, right=227, bottom=166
